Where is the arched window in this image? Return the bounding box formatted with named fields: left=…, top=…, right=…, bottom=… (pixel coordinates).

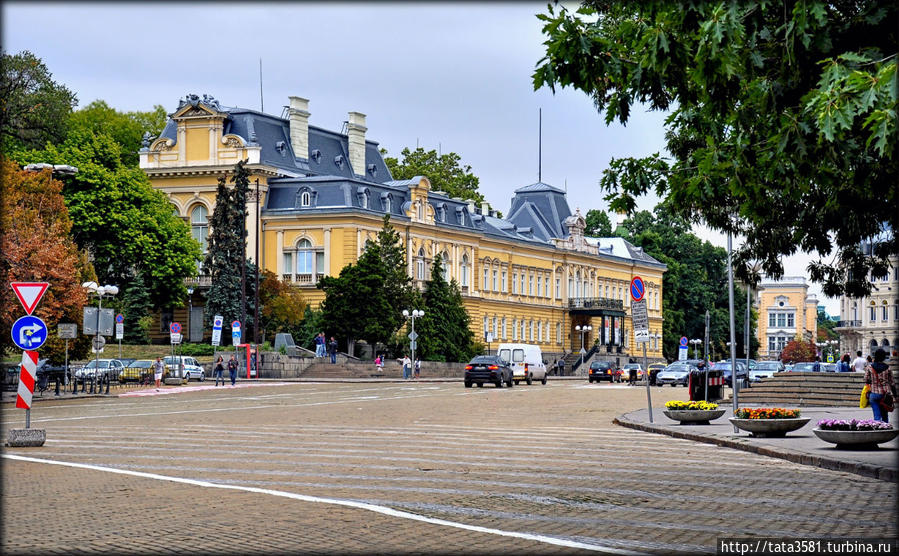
left=190, top=205, right=208, bottom=251
left=417, top=248, right=426, bottom=280
left=297, top=239, right=315, bottom=274
left=361, top=191, right=369, bottom=209
left=416, top=201, right=423, bottom=220
left=383, top=195, right=391, bottom=213
left=301, top=191, right=311, bottom=207
left=441, top=250, right=450, bottom=281
left=870, top=339, right=879, bottom=351
left=460, top=254, right=469, bottom=287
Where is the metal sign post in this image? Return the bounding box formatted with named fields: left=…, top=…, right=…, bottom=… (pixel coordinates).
left=630, top=276, right=652, bottom=423
left=9, top=281, right=50, bottom=446
left=58, top=324, right=76, bottom=387
left=115, top=313, right=124, bottom=360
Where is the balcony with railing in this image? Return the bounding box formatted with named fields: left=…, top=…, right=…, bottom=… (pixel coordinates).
left=835, top=320, right=862, bottom=328
left=282, top=273, right=317, bottom=285
left=568, top=297, right=625, bottom=315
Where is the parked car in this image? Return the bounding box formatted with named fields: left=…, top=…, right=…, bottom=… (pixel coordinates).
left=647, top=363, right=667, bottom=385
left=117, top=358, right=137, bottom=368
left=750, top=361, right=784, bottom=382
left=75, top=359, right=126, bottom=382
left=622, top=363, right=644, bottom=382
left=119, top=359, right=160, bottom=383
left=497, top=343, right=548, bottom=385
left=822, top=363, right=837, bottom=372
left=163, top=355, right=205, bottom=381
left=656, top=363, right=696, bottom=387
left=464, top=355, right=513, bottom=388
left=713, top=361, right=748, bottom=388
left=588, top=361, right=620, bottom=383
left=791, top=362, right=818, bottom=372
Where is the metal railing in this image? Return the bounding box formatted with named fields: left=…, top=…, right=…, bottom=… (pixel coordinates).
left=571, top=345, right=599, bottom=374
left=835, top=320, right=862, bottom=328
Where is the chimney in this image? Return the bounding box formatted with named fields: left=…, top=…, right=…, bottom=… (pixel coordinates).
left=347, top=111, right=367, bottom=176
left=288, top=96, right=310, bottom=160
left=481, top=201, right=490, bottom=217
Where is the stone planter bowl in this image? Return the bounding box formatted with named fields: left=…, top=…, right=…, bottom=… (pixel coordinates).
left=728, top=417, right=811, bottom=437
left=663, top=409, right=726, bottom=425
left=812, top=428, right=899, bottom=449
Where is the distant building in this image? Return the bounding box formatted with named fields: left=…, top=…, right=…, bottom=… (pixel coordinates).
left=139, top=93, right=667, bottom=360
left=756, top=277, right=818, bottom=360
left=835, top=233, right=898, bottom=356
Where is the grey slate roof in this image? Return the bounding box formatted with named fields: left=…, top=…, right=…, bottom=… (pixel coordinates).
left=159, top=97, right=662, bottom=269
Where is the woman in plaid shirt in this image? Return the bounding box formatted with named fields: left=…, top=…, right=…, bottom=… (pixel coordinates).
left=864, top=348, right=895, bottom=423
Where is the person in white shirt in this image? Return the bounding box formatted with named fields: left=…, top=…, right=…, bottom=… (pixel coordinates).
left=852, top=350, right=868, bottom=373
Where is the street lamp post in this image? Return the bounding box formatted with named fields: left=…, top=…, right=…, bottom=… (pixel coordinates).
left=690, top=339, right=702, bottom=359
left=575, top=324, right=592, bottom=368
left=82, top=282, right=118, bottom=395
left=186, top=287, right=194, bottom=343
left=402, top=309, right=424, bottom=379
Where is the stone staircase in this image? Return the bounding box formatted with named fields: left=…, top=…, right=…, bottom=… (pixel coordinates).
left=734, top=372, right=866, bottom=407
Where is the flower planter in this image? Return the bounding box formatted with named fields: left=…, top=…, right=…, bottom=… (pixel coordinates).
left=663, top=409, right=726, bottom=425
left=728, top=417, right=810, bottom=437
left=812, top=428, right=899, bottom=449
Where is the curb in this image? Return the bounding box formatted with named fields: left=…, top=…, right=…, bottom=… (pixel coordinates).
left=613, top=414, right=896, bottom=483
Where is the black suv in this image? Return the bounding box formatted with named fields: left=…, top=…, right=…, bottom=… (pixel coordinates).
left=464, top=356, right=514, bottom=388
left=588, top=361, right=619, bottom=383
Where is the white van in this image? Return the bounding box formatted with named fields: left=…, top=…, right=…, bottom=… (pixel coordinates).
left=497, top=343, right=548, bottom=385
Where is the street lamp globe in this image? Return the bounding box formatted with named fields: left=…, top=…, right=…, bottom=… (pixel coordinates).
left=402, top=309, right=409, bottom=317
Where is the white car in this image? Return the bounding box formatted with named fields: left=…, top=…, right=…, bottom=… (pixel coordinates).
left=163, top=356, right=205, bottom=381
left=75, top=359, right=125, bottom=381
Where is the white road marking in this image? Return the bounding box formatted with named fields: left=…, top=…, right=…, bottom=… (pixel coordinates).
left=4, top=454, right=639, bottom=555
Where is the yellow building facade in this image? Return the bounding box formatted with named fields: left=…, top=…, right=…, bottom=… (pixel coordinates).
left=140, top=94, right=666, bottom=362
left=756, top=277, right=818, bottom=360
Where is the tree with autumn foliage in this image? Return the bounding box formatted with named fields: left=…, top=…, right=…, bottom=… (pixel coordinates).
left=258, top=269, right=306, bottom=339
left=779, top=339, right=817, bottom=364
left=1, top=158, right=94, bottom=362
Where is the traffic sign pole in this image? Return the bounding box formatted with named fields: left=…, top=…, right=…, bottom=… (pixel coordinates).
left=630, top=276, right=652, bottom=423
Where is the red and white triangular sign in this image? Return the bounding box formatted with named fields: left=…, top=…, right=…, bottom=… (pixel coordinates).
left=10, top=282, right=49, bottom=315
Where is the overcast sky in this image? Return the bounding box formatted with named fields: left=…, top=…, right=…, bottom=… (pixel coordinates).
left=3, top=1, right=839, bottom=315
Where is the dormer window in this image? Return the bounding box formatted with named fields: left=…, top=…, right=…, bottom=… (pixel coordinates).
left=300, top=191, right=311, bottom=207
left=382, top=194, right=392, bottom=213
left=334, top=155, right=344, bottom=169
left=357, top=187, right=370, bottom=209
left=296, top=188, right=316, bottom=209
left=436, top=203, right=447, bottom=223
left=367, top=163, right=377, bottom=178
left=310, top=149, right=322, bottom=163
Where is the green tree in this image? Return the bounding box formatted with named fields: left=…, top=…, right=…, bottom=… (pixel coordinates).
left=68, top=100, right=168, bottom=166
left=416, top=255, right=475, bottom=362
left=120, top=272, right=154, bottom=344
left=534, top=1, right=898, bottom=298
left=584, top=209, right=612, bottom=237
left=13, top=130, right=200, bottom=309
left=383, top=147, right=485, bottom=205
left=203, top=161, right=257, bottom=332
left=0, top=50, right=77, bottom=152
left=616, top=203, right=757, bottom=361
left=375, top=214, right=413, bottom=336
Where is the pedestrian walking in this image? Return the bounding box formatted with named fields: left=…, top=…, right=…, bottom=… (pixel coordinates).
left=837, top=353, right=851, bottom=373
left=153, top=357, right=164, bottom=391
left=329, top=336, right=338, bottom=364
left=375, top=355, right=383, bottom=374
left=414, top=357, right=421, bottom=379
left=865, top=348, right=895, bottom=423
left=401, top=354, right=411, bottom=380
left=812, top=356, right=822, bottom=373
left=314, top=332, right=325, bottom=358
left=852, top=350, right=867, bottom=373
left=213, top=355, right=225, bottom=386
left=228, top=354, right=238, bottom=386
left=557, top=357, right=565, bottom=376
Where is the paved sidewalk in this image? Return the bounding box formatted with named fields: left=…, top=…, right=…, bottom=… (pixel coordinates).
left=615, top=405, right=898, bottom=482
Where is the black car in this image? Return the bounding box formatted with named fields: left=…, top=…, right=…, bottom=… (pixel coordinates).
left=464, top=355, right=513, bottom=388
left=588, top=360, right=620, bottom=383
left=713, top=361, right=749, bottom=388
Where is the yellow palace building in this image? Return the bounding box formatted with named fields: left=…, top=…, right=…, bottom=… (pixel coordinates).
left=140, top=93, right=666, bottom=363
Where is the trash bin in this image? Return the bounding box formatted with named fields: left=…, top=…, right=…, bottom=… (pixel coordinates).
left=688, top=369, right=723, bottom=401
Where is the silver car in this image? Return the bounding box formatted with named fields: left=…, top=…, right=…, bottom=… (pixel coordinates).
left=656, top=363, right=696, bottom=386
left=163, top=356, right=206, bottom=381
left=75, top=359, right=125, bottom=381
left=750, top=361, right=784, bottom=382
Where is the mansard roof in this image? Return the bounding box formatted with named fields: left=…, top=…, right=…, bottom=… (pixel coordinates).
left=506, top=182, right=572, bottom=241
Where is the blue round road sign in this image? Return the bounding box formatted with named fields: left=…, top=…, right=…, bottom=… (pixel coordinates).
left=232, top=320, right=241, bottom=329
left=12, top=315, right=48, bottom=351
left=170, top=322, right=182, bottom=334
left=680, top=336, right=688, bottom=347
left=629, top=276, right=645, bottom=302
left=116, top=313, right=124, bottom=323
